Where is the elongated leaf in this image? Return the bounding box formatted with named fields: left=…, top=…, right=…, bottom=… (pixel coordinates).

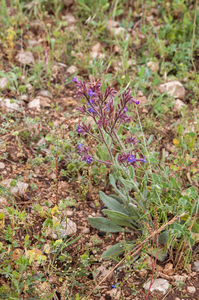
left=108, top=216, right=137, bottom=229
left=102, top=241, right=135, bottom=259
left=109, top=175, right=126, bottom=198
left=100, top=191, right=127, bottom=214
left=170, top=176, right=180, bottom=191
left=109, top=194, right=124, bottom=204
left=147, top=134, right=154, bottom=145
left=102, top=209, right=133, bottom=220
left=88, top=217, right=122, bottom=232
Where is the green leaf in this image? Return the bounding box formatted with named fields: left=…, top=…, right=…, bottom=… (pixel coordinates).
left=109, top=175, right=126, bottom=198
left=99, top=191, right=127, bottom=214
left=45, top=134, right=53, bottom=142
left=102, top=209, right=133, bottom=220
left=150, top=248, right=168, bottom=262
left=108, top=216, right=137, bottom=229
left=10, top=179, right=17, bottom=187
left=158, top=231, right=169, bottom=246
left=109, top=194, right=124, bottom=204
left=147, top=135, right=154, bottom=145
left=102, top=241, right=135, bottom=259
left=88, top=217, right=123, bottom=232
left=170, top=176, right=180, bottom=191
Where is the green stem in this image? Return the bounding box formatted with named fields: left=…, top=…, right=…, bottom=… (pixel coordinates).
left=190, top=0, right=199, bottom=101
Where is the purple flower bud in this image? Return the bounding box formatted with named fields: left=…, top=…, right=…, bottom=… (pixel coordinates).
left=126, top=136, right=139, bottom=146
left=87, top=89, right=95, bottom=97
left=76, top=106, right=86, bottom=113
left=77, top=126, right=84, bottom=133
left=123, top=107, right=128, bottom=112
left=127, top=155, right=137, bottom=163
left=72, top=77, right=79, bottom=82
left=134, top=100, right=139, bottom=105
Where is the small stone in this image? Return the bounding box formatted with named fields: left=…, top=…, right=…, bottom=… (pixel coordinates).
left=107, top=289, right=121, bottom=299
left=64, top=0, right=73, bottom=7
left=111, top=27, right=125, bottom=36
left=0, top=98, right=19, bottom=112
left=28, top=39, right=44, bottom=46
left=76, top=52, right=83, bottom=59
left=193, top=261, right=199, bottom=271
left=137, top=96, right=147, bottom=104
left=0, top=78, right=9, bottom=89
left=59, top=181, right=69, bottom=189
left=1, top=179, right=28, bottom=196
left=156, top=265, right=164, bottom=272
left=65, top=14, right=76, bottom=24
left=143, top=278, right=169, bottom=295
left=163, top=263, right=173, bottom=275
left=37, top=90, right=52, bottom=99
left=91, top=42, right=101, bottom=53
left=113, top=45, right=121, bottom=53
left=66, top=211, right=73, bottom=217
left=67, top=65, right=77, bottom=74
left=144, top=255, right=153, bottom=269
left=0, top=162, right=5, bottom=170
left=52, top=219, right=77, bottom=239
left=158, top=81, right=185, bottom=99
left=0, top=197, right=10, bottom=209
left=26, top=83, right=33, bottom=93
left=39, top=281, right=50, bottom=292
left=20, top=94, right=29, bottom=102
left=28, top=96, right=51, bottom=109
left=137, top=90, right=144, bottom=97
left=16, top=51, right=34, bottom=64
left=94, top=266, right=113, bottom=279
left=37, top=137, right=46, bottom=146
left=147, top=61, right=159, bottom=73
left=90, top=51, right=98, bottom=59
left=187, top=286, right=196, bottom=294
left=138, top=268, right=147, bottom=277
left=174, top=99, right=185, bottom=111
left=82, top=227, right=90, bottom=234
left=173, top=275, right=186, bottom=283
left=107, top=19, right=119, bottom=29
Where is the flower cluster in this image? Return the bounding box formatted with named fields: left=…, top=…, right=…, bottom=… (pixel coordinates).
left=118, top=151, right=147, bottom=168
left=77, top=143, right=93, bottom=164
left=73, top=77, right=146, bottom=167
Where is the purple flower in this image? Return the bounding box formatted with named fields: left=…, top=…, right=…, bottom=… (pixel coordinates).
left=72, top=77, right=79, bottom=82
left=111, top=285, right=116, bottom=289
left=77, top=143, right=83, bottom=149
left=77, top=126, right=84, bottom=133
left=123, top=107, right=128, bottom=112
left=87, top=89, right=95, bottom=97
left=127, top=155, right=137, bottom=163
left=106, top=103, right=110, bottom=111
left=88, top=108, right=95, bottom=113
left=134, top=100, right=139, bottom=105
left=86, top=156, right=93, bottom=164
left=88, top=99, right=94, bottom=104
left=142, top=156, right=147, bottom=163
